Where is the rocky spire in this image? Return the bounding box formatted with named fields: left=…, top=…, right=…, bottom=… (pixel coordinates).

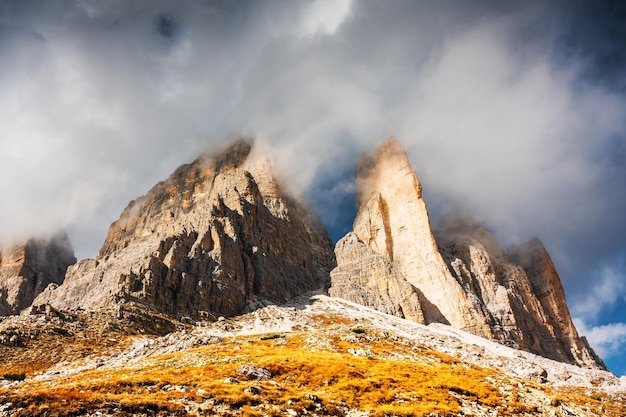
left=332, top=138, right=491, bottom=331
left=0, top=233, right=76, bottom=315
left=330, top=137, right=604, bottom=369
left=35, top=140, right=335, bottom=320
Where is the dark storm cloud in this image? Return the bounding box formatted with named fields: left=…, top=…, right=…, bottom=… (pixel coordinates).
left=1, top=0, right=625, bottom=372
left=154, top=14, right=177, bottom=39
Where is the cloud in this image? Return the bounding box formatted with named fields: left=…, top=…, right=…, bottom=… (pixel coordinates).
left=1, top=0, right=625, bottom=342
left=574, top=318, right=626, bottom=362
left=397, top=20, right=625, bottom=233
left=570, top=253, right=626, bottom=373
left=571, top=253, right=626, bottom=319
left=298, top=0, right=353, bottom=37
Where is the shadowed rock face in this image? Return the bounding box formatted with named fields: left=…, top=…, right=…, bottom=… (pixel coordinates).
left=0, top=233, right=76, bottom=315
left=437, top=220, right=604, bottom=369
left=508, top=237, right=606, bottom=369
left=35, top=140, right=335, bottom=319
left=330, top=232, right=425, bottom=323
left=330, top=137, right=604, bottom=370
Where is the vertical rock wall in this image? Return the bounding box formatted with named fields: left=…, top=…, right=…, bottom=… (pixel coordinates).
left=0, top=233, right=76, bottom=315
left=330, top=137, right=604, bottom=370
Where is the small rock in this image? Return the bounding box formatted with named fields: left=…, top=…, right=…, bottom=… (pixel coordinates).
left=224, top=377, right=240, bottom=384
left=244, top=386, right=260, bottom=395
left=237, top=365, right=272, bottom=380
left=520, top=366, right=548, bottom=384
left=305, top=393, right=321, bottom=403
left=347, top=348, right=374, bottom=357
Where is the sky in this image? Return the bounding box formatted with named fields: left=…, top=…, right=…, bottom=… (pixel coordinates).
left=1, top=1, right=625, bottom=375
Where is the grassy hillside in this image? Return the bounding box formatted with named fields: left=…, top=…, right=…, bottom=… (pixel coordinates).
left=1, top=311, right=625, bottom=417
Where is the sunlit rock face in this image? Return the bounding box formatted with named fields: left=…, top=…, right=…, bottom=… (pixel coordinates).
left=437, top=221, right=604, bottom=369
left=331, top=137, right=604, bottom=369
left=0, top=233, right=76, bottom=315
left=332, top=138, right=492, bottom=332
left=35, top=140, right=335, bottom=320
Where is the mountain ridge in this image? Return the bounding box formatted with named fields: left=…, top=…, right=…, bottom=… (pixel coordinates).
left=1, top=137, right=624, bottom=416
left=0, top=137, right=607, bottom=371
left=0, top=233, right=75, bottom=315
left=34, top=139, right=335, bottom=320
left=330, top=137, right=603, bottom=370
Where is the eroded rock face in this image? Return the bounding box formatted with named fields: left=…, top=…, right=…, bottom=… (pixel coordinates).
left=330, top=232, right=425, bottom=323
left=35, top=140, right=335, bottom=319
left=330, top=137, right=604, bottom=369
left=332, top=138, right=490, bottom=332
left=509, top=237, right=605, bottom=369
left=0, top=233, right=76, bottom=315
left=436, top=220, right=604, bottom=368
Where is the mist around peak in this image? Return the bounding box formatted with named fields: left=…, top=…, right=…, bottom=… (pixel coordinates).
left=1, top=0, right=626, bottom=375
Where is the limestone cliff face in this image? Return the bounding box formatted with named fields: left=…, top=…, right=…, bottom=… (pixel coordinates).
left=330, top=137, right=604, bottom=369
left=436, top=220, right=603, bottom=368
left=508, top=238, right=605, bottom=368
left=330, top=232, right=424, bottom=323
left=331, top=138, right=491, bottom=332
left=35, top=140, right=335, bottom=319
left=0, top=233, right=76, bottom=315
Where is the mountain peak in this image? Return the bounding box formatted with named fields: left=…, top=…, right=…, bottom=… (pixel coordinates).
left=356, top=137, right=421, bottom=210
left=337, top=137, right=490, bottom=330
left=4, top=137, right=604, bottom=370
left=331, top=138, right=604, bottom=369
left=0, top=232, right=76, bottom=315
left=34, top=139, right=335, bottom=320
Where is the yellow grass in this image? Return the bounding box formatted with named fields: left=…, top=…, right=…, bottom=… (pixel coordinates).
left=1, top=328, right=625, bottom=417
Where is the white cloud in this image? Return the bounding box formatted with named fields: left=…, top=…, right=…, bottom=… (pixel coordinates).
left=574, top=318, right=626, bottom=361
left=298, top=0, right=353, bottom=37
left=393, top=21, right=626, bottom=246
left=571, top=254, right=626, bottom=319
left=1, top=1, right=625, bottom=312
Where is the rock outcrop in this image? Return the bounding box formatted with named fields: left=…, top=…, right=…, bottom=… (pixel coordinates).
left=331, top=138, right=491, bottom=332
left=0, top=233, right=76, bottom=315
left=436, top=219, right=603, bottom=369
left=330, top=137, right=604, bottom=369
left=509, top=237, right=605, bottom=368
left=35, top=140, right=335, bottom=320
left=330, top=232, right=425, bottom=323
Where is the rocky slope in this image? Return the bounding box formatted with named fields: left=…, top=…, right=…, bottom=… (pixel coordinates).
left=34, top=140, right=335, bottom=320
left=330, top=137, right=603, bottom=370
left=0, top=137, right=622, bottom=416
left=0, top=234, right=75, bottom=315
left=1, top=294, right=624, bottom=417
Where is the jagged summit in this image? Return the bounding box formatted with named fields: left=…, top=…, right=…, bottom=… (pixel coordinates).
left=34, top=139, right=335, bottom=320
left=1, top=137, right=604, bottom=370
left=0, top=233, right=76, bottom=315
left=332, top=137, right=491, bottom=330
left=436, top=219, right=604, bottom=369
left=330, top=137, right=604, bottom=369
left=508, top=237, right=605, bottom=368
left=98, top=139, right=255, bottom=259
